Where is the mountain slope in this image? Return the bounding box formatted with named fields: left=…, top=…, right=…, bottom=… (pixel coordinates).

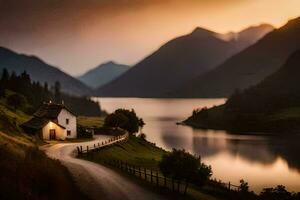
left=97, top=25, right=273, bottom=97
left=0, top=47, right=92, bottom=95
left=174, top=17, right=300, bottom=98
left=184, top=49, right=300, bottom=132
left=78, top=61, right=130, bottom=89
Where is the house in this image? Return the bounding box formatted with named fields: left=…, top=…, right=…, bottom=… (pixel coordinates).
left=22, top=103, right=77, bottom=140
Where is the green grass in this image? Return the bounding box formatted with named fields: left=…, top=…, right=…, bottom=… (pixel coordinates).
left=77, top=116, right=105, bottom=128
left=82, top=136, right=220, bottom=200
left=85, top=135, right=166, bottom=169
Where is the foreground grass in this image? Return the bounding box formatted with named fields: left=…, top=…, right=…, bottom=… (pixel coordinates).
left=81, top=135, right=219, bottom=200
left=77, top=116, right=105, bottom=128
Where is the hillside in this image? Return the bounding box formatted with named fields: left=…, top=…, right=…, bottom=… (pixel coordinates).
left=0, top=93, right=87, bottom=200
left=0, top=47, right=92, bottom=95
left=174, top=17, right=300, bottom=98
left=184, top=49, right=300, bottom=133
left=78, top=61, right=130, bottom=89
left=96, top=25, right=272, bottom=97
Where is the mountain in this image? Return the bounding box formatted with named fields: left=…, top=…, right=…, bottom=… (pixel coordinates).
left=184, top=48, right=300, bottom=132
left=78, top=61, right=130, bottom=89
left=0, top=47, right=92, bottom=95
left=174, top=17, right=300, bottom=97
left=96, top=24, right=273, bottom=97
left=217, top=24, right=274, bottom=49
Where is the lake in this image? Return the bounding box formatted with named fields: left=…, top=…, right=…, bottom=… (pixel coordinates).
left=95, top=97, right=300, bottom=193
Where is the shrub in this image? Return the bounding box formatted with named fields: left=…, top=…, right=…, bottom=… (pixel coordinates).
left=104, top=109, right=144, bottom=134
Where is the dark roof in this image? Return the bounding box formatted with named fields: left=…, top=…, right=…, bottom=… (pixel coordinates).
left=21, top=117, right=66, bottom=130
left=34, top=103, right=76, bottom=119
left=21, top=117, right=49, bottom=130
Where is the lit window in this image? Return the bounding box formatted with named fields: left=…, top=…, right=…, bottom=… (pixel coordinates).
left=66, top=118, right=69, bottom=124
left=67, top=130, right=71, bottom=136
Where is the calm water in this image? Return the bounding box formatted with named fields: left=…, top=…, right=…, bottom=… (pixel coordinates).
left=95, top=97, right=300, bottom=193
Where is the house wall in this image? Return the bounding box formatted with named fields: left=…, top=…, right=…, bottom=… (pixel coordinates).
left=57, top=109, right=77, bottom=138
left=42, top=121, right=66, bottom=140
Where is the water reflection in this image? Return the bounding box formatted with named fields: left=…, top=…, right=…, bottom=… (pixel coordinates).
left=97, top=97, right=300, bottom=192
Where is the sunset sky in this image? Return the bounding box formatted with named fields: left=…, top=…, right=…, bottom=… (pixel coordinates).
left=0, top=0, right=299, bottom=75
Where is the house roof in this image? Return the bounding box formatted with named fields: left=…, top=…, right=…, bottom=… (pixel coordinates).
left=34, top=103, right=76, bottom=119
left=21, top=117, right=66, bottom=130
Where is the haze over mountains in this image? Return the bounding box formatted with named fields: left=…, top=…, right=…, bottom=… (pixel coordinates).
left=96, top=24, right=273, bottom=97
left=78, top=61, right=130, bottom=89
left=0, top=47, right=92, bottom=96
left=174, top=17, right=300, bottom=98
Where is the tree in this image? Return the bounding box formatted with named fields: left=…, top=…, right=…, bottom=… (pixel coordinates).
left=104, top=109, right=144, bottom=134
left=239, top=179, right=249, bottom=193
left=259, top=185, right=293, bottom=200
left=1, top=68, right=9, bottom=82
left=159, top=149, right=212, bottom=194
left=7, top=94, right=26, bottom=110
left=54, top=81, right=61, bottom=104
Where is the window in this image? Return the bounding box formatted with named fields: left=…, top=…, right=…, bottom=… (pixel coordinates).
left=66, top=118, right=69, bottom=125
left=67, top=130, right=71, bottom=136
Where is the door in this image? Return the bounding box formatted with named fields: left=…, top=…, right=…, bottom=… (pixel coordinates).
left=49, top=129, right=56, bottom=140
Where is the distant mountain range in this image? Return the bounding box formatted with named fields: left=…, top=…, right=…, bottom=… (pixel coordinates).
left=0, top=47, right=92, bottom=96
left=78, top=61, right=130, bottom=89
left=173, top=17, right=300, bottom=97
left=96, top=24, right=273, bottom=97
left=184, top=48, right=300, bottom=133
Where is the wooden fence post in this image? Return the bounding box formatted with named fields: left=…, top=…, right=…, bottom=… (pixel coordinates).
left=151, top=170, right=153, bottom=183
left=164, top=176, right=167, bottom=188
left=228, top=182, right=231, bottom=190
left=80, top=146, right=82, bottom=153
left=144, top=168, right=147, bottom=180
left=87, top=146, right=89, bottom=153
left=77, top=147, right=80, bottom=155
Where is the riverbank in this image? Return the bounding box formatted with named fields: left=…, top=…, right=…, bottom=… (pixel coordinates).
left=183, top=105, right=300, bottom=133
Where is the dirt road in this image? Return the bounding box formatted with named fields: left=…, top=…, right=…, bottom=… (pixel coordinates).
left=43, top=135, right=166, bottom=200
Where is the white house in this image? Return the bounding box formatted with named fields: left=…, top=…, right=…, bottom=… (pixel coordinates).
left=22, top=103, right=77, bottom=140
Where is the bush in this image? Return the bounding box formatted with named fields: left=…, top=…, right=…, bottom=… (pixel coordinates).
left=77, top=126, right=93, bottom=138
left=138, top=133, right=147, bottom=140
left=159, top=149, right=212, bottom=185
left=104, top=109, right=144, bottom=134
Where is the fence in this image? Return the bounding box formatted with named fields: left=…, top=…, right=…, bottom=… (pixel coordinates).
left=76, top=132, right=240, bottom=194
left=76, top=132, right=129, bottom=155
left=103, top=159, right=190, bottom=195
left=210, top=178, right=240, bottom=191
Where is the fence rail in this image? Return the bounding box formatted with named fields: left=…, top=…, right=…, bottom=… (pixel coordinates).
left=103, top=159, right=190, bottom=194
left=76, top=132, right=129, bottom=155
left=76, top=132, right=240, bottom=194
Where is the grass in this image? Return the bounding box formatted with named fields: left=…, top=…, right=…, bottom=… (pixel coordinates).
left=0, top=130, right=88, bottom=200
left=82, top=135, right=220, bottom=200
left=77, top=116, right=105, bottom=128
left=85, top=135, right=166, bottom=169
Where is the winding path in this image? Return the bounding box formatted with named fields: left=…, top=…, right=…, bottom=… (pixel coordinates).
left=42, top=135, right=166, bottom=200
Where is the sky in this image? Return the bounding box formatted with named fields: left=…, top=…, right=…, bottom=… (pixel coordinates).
left=0, top=0, right=299, bottom=76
